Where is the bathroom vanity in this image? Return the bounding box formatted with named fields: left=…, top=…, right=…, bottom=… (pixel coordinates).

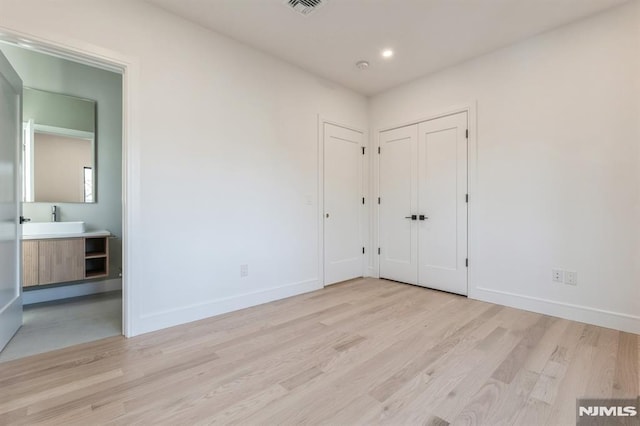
left=22, top=231, right=110, bottom=288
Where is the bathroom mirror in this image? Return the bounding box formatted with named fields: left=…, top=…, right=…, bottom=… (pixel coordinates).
left=22, top=88, right=96, bottom=203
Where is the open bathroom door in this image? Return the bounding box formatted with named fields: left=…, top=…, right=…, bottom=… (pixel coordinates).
left=0, top=50, right=23, bottom=352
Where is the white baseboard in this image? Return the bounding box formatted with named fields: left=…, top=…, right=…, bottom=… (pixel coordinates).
left=23, top=278, right=122, bottom=305
left=132, top=279, right=322, bottom=336
left=472, top=286, right=640, bottom=334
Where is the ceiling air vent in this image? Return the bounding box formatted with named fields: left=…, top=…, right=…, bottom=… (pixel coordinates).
left=285, top=0, right=327, bottom=16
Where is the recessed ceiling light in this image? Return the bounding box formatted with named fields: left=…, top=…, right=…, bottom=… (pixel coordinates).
left=381, top=49, right=394, bottom=59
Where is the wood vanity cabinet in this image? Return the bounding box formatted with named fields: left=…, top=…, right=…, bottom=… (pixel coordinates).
left=22, top=241, right=39, bottom=287
left=22, top=235, right=109, bottom=288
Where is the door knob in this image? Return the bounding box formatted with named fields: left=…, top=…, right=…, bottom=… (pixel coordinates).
left=404, top=215, right=417, bottom=220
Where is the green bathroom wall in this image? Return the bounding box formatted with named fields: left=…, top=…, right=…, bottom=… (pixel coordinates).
left=24, top=88, right=95, bottom=133
left=1, top=43, right=123, bottom=282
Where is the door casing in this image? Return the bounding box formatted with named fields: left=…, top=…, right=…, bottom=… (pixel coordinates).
left=0, top=27, right=138, bottom=337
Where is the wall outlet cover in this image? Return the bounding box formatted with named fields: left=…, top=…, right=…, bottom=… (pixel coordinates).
left=240, top=264, right=249, bottom=277
left=552, top=268, right=564, bottom=283
left=564, top=271, right=577, bottom=285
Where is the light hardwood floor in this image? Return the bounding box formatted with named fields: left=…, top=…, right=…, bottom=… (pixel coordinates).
left=0, top=278, right=637, bottom=425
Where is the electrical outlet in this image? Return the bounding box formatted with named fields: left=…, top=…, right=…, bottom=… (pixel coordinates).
left=564, top=271, right=577, bottom=286
left=240, top=264, right=249, bottom=278
left=552, top=269, right=564, bottom=283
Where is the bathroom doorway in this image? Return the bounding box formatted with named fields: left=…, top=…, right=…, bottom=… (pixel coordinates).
left=0, top=36, right=131, bottom=362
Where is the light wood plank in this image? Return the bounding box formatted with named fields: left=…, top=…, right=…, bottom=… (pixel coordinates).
left=0, top=278, right=637, bottom=425
left=613, top=331, right=639, bottom=397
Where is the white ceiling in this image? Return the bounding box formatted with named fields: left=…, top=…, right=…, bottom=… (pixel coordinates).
left=146, top=0, right=629, bottom=96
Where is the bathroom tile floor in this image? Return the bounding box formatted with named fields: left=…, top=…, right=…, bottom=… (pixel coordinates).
left=0, top=291, right=121, bottom=363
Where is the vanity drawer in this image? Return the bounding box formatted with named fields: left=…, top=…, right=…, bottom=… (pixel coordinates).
left=38, top=239, right=85, bottom=285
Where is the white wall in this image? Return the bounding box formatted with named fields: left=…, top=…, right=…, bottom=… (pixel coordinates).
left=0, top=0, right=368, bottom=335
left=370, top=1, right=640, bottom=333
left=1, top=0, right=636, bottom=336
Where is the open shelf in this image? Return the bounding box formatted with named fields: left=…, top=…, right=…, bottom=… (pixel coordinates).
left=85, top=237, right=107, bottom=257
left=85, top=253, right=108, bottom=259
left=84, top=236, right=109, bottom=279
left=85, top=270, right=108, bottom=279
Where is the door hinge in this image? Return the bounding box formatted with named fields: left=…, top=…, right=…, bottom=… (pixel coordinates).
left=466, top=258, right=468, bottom=267
left=378, top=147, right=381, bottom=154
left=362, top=247, right=365, bottom=254
left=378, top=197, right=381, bottom=204
left=362, top=197, right=365, bottom=205
left=466, top=194, right=469, bottom=203
left=378, top=247, right=381, bottom=255
left=466, top=129, right=469, bottom=139
left=362, top=146, right=365, bottom=155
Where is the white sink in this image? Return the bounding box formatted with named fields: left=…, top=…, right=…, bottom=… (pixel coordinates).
left=23, top=221, right=86, bottom=236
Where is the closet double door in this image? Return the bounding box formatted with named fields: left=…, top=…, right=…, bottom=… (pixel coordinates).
left=379, top=112, right=468, bottom=295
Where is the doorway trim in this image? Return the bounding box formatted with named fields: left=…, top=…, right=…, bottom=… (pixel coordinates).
left=0, top=25, right=140, bottom=337
left=373, top=102, right=477, bottom=296
left=318, top=115, right=367, bottom=287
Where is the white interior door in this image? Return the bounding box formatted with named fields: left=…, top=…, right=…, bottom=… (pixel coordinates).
left=379, top=124, right=418, bottom=285
left=417, top=112, right=468, bottom=295
left=0, top=51, right=23, bottom=352
left=324, top=123, right=363, bottom=285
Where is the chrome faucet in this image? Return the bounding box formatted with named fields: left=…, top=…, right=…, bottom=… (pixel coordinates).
left=51, top=205, right=58, bottom=222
